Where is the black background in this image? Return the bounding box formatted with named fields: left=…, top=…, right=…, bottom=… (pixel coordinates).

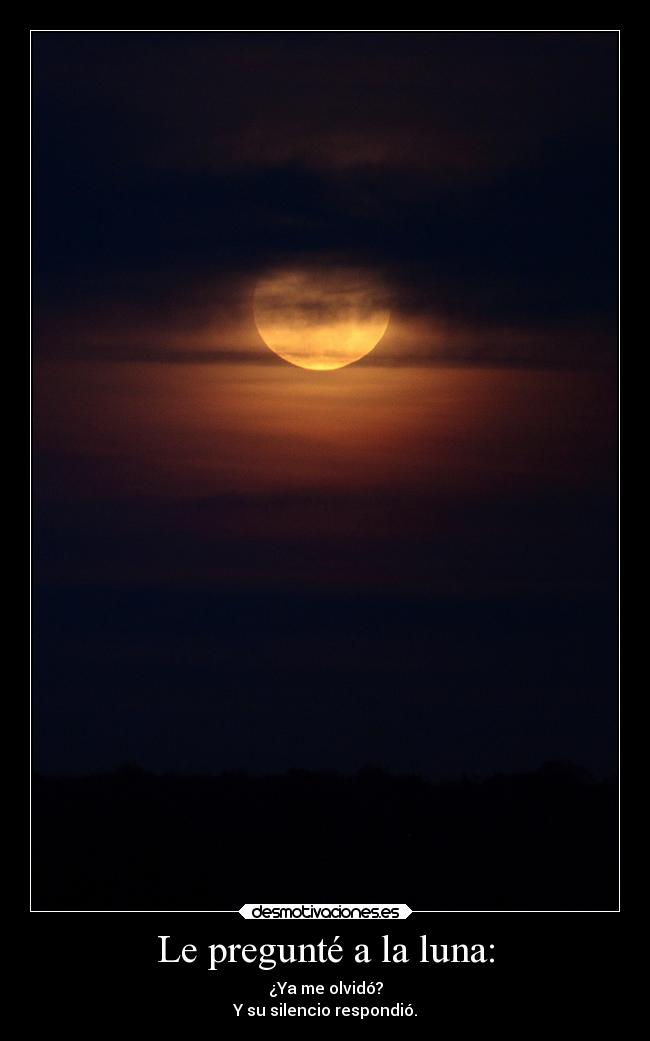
left=25, top=912, right=622, bottom=1024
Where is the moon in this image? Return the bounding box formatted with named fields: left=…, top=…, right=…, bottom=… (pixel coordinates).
left=253, top=266, right=390, bottom=371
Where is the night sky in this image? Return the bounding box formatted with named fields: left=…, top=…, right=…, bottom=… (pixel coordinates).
left=33, top=31, right=618, bottom=778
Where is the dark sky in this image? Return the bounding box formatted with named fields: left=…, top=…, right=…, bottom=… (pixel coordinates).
left=33, top=31, right=618, bottom=777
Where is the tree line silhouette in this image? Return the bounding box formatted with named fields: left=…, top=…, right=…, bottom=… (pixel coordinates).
left=32, top=762, right=617, bottom=910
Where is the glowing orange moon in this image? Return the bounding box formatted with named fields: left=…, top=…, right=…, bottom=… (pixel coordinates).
left=253, top=266, right=390, bottom=371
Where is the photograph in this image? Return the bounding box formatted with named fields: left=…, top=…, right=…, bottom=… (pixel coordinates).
left=31, top=30, right=619, bottom=913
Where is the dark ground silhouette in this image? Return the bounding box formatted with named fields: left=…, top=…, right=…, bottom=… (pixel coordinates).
left=32, top=762, right=617, bottom=910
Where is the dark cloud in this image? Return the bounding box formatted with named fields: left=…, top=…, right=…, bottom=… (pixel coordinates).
left=33, top=31, right=617, bottom=178
left=33, top=31, right=618, bottom=365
